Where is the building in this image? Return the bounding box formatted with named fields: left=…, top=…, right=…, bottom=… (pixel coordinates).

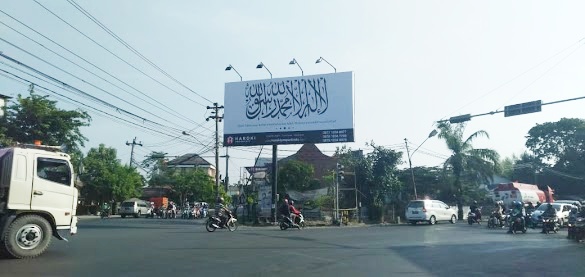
left=279, top=143, right=338, bottom=184
left=166, top=153, right=215, bottom=178
left=140, top=154, right=215, bottom=200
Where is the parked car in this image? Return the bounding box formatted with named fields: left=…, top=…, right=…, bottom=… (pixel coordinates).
left=531, top=202, right=575, bottom=227
left=405, top=199, right=458, bottom=225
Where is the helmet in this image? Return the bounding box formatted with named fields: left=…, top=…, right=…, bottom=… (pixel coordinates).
left=218, top=197, right=224, bottom=204
left=290, top=200, right=294, bottom=205
left=515, top=201, right=522, bottom=208
left=473, top=200, right=478, bottom=205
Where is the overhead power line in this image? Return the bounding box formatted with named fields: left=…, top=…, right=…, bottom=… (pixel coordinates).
left=66, top=0, right=213, bottom=104
left=0, top=54, right=207, bottom=142
left=0, top=67, right=201, bottom=143
left=31, top=1, right=208, bottom=107
left=0, top=38, right=190, bottom=131
left=0, top=20, right=198, bottom=126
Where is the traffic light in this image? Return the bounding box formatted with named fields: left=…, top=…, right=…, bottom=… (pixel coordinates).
left=337, top=163, right=344, bottom=182
left=504, top=100, right=542, bottom=117
left=448, top=114, right=471, bottom=124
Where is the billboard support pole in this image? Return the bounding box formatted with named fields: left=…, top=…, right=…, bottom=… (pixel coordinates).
left=272, top=145, right=278, bottom=224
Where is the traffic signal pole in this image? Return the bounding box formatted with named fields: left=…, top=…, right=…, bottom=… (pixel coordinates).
left=439, top=95, right=585, bottom=124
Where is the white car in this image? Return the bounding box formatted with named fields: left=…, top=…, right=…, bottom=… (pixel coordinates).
left=405, top=199, right=458, bottom=225
left=531, top=202, right=575, bottom=227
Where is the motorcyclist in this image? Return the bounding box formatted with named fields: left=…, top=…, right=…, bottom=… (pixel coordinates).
left=168, top=201, right=176, bottom=218
left=289, top=200, right=301, bottom=224
left=568, top=206, right=579, bottom=239
left=540, top=203, right=557, bottom=234
left=470, top=200, right=481, bottom=221
left=101, top=202, right=110, bottom=217
left=535, top=201, right=542, bottom=209
left=279, top=198, right=296, bottom=226
left=507, top=201, right=526, bottom=234
left=492, top=201, right=503, bottom=223
left=526, top=202, right=535, bottom=214
left=214, top=197, right=229, bottom=227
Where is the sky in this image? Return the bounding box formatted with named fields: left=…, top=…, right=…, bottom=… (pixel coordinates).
left=1, top=1, right=585, bottom=185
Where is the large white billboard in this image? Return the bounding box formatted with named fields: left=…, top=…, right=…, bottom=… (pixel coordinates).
left=223, top=72, right=354, bottom=146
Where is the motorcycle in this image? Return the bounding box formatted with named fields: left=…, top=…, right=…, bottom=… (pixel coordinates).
left=568, top=219, right=577, bottom=240
left=206, top=211, right=237, bottom=232
left=182, top=208, right=190, bottom=219
left=279, top=216, right=301, bottom=230
left=167, top=208, right=177, bottom=219
left=487, top=212, right=503, bottom=228
left=510, top=216, right=527, bottom=234
left=542, top=217, right=560, bottom=234
left=525, top=211, right=535, bottom=229
left=574, top=217, right=585, bottom=242
left=293, top=212, right=306, bottom=228
left=100, top=208, right=110, bottom=219
left=468, top=211, right=480, bottom=225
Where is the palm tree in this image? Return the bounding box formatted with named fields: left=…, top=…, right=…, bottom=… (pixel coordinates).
left=437, top=122, right=500, bottom=219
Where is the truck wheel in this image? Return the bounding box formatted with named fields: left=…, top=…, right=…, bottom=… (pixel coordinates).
left=1, top=215, right=53, bottom=259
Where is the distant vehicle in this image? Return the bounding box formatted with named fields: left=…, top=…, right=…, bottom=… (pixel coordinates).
left=492, top=182, right=553, bottom=208
left=119, top=199, right=151, bottom=218
left=553, top=200, right=581, bottom=207
left=405, top=199, right=457, bottom=225
left=531, top=202, right=574, bottom=227
left=0, top=144, right=78, bottom=259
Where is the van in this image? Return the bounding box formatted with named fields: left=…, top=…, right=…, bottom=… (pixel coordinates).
left=405, top=199, right=458, bottom=225
left=119, top=199, right=151, bottom=218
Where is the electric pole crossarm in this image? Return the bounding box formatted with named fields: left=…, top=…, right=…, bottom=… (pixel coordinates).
left=126, top=137, right=143, bottom=167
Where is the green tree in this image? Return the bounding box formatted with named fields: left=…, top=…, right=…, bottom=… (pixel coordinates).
left=167, top=168, right=215, bottom=204
left=278, top=160, right=316, bottom=192
left=397, top=166, right=445, bottom=200
left=524, top=118, right=585, bottom=196
left=368, top=143, right=403, bottom=222
left=437, top=122, right=499, bottom=219
left=525, top=118, right=585, bottom=163
left=80, top=144, right=141, bottom=203
left=336, top=144, right=403, bottom=222
left=141, top=151, right=171, bottom=188
left=4, top=87, right=91, bottom=152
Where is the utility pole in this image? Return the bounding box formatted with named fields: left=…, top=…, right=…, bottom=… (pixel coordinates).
left=125, top=137, right=142, bottom=167
left=404, top=138, right=416, bottom=200
left=220, top=147, right=230, bottom=192
left=207, top=103, right=224, bottom=201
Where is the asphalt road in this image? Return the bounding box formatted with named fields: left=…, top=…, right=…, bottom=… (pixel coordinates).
left=2, top=217, right=585, bottom=277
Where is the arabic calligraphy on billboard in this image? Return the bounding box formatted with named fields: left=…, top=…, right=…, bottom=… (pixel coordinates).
left=223, top=72, right=354, bottom=146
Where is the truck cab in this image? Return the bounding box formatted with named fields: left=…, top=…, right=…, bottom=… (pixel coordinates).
left=0, top=144, right=78, bottom=259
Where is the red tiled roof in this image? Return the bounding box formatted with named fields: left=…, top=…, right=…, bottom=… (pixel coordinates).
left=280, top=143, right=338, bottom=183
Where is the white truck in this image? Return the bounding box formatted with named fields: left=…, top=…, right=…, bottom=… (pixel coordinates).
left=0, top=144, right=78, bottom=259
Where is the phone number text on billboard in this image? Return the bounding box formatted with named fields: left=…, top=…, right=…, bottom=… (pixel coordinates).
left=223, top=129, right=354, bottom=146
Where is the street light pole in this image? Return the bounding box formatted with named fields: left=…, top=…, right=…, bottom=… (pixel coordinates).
left=315, top=57, right=337, bottom=73
left=405, top=129, right=438, bottom=200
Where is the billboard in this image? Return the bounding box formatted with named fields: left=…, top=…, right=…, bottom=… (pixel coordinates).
left=223, top=72, right=354, bottom=146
